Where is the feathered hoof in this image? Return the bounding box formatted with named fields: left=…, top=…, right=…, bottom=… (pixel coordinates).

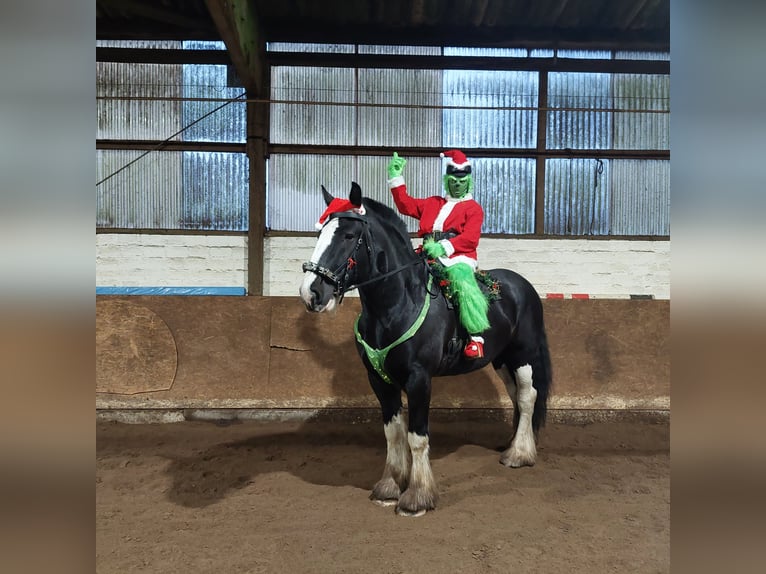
left=395, top=487, right=437, bottom=517
left=370, top=477, right=401, bottom=504
left=500, top=447, right=536, bottom=468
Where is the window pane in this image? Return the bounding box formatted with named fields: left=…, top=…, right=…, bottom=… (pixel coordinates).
left=270, top=66, right=356, bottom=145
left=547, top=72, right=613, bottom=150
left=613, top=74, right=669, bottom=150
left=267, top=154, right=355, bottom=231
left=97, top=62, right=245, bottom=143
left=97, top=62, right=183, bottom=140
left=545, top=158, right=611, bottom=235
left=610, top=159, right=670, bottom=235
left=443, top=70, right=538, bottom=148
left=545, top=158, right=669, bottom=236
left=181, top=65, right=246, bottom=143
left=97, top=150, right=248, bottom=231
left=358, top=69, right=442, bottom=147
left=472, top=158, right=536, bottom=234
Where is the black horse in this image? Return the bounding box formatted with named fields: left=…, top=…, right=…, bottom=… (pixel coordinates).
left=299, top=182, right=552, bottom=517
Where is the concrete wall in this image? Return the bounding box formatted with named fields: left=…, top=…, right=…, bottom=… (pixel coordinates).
left=96, top=234, right=247, bottom=289
left=97, top=234, right=670, bottom=299
left=96, top=295, right=669, bottom=415
left=96, top=234, right=670, bottom=418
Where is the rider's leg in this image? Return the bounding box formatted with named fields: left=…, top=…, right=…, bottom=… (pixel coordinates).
left=444, top=262, right=489, bottom=358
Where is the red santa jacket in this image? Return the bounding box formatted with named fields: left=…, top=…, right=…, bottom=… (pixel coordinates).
left=389, top=176, right=483, bottom=269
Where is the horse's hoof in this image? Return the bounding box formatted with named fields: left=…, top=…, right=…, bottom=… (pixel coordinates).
left=395, top=507, right=427, bottom=517
left=371, top=498, right=398, bottom=507
left=500, top=452, right=536, bottom=468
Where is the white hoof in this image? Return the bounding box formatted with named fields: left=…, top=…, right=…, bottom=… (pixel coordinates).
left=395, top=507, right=427, bottom=517
left=500, top=446, right=536, bottom=468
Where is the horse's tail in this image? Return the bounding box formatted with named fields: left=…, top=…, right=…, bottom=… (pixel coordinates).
left=532, top=329, right=553, bottom=432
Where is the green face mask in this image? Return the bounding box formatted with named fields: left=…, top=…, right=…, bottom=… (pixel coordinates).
left=445, top=174, right=472, bottom=198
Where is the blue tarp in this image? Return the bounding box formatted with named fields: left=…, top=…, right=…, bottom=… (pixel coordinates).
left=96, top=286, right=246, bottom=296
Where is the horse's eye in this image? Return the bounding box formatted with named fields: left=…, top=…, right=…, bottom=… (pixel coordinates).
left=344, top=233, right=355, bottom=240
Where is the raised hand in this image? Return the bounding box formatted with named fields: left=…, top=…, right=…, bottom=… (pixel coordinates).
left=388, top=152, right=407, bottom=179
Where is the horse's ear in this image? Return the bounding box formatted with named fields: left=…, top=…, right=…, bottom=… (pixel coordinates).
left=321, top=185, right=334, bottom=207
left=350, top=181, right=362, bottom=207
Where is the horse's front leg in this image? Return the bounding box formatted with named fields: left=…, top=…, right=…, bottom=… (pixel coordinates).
left=368, top=373, right=410, bottom=506
left=398, top=371, right=438, bottom=517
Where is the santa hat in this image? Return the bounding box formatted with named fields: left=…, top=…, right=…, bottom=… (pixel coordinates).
left=315, top=198, right=366, bottom=230
left=440, top=149, right=471, bottom=172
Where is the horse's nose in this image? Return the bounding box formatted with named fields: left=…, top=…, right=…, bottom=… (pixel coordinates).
left=310, top=283, right=323, bottom=309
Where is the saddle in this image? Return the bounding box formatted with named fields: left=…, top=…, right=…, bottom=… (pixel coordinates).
left=423, top=257, right=502, bottom=307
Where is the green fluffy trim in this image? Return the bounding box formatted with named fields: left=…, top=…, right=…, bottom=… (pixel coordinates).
left=443, top=263, right=490, bottom=334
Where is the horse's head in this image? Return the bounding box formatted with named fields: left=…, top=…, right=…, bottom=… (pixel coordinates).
left=299, top=182, right=373, bottom=312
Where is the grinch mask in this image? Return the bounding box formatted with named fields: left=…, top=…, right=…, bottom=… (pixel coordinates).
left=444, top=174, right=472, bottom=199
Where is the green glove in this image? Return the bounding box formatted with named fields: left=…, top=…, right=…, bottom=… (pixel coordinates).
left=423, top=240, right=447, bottom=259
left=388, top=152, right=407, bottom=179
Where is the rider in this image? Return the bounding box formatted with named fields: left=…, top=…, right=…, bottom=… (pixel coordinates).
left=387, top=149, right=490, bottom=359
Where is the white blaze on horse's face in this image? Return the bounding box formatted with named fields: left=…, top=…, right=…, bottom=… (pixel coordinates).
left=299, top=218, right=340, bottom=312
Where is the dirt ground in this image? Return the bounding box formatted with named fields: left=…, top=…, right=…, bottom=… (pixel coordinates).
left=96, top=416, right=669, bottom=573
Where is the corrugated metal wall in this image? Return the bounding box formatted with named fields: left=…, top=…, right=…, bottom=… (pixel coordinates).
left=473, top=158, right=536, bottom=234
left=610, top=159, right=670, bottom=235
left=97, top=43, right=248, bottom=230
left=545, top=158, right=670, bottom=235
left=97, top=62, right=184, bottom=141
left=97, top=149, right=183, bottom=229
left=267, top=154, right=442, bottom=233
left=181, top=65, right=246, bottom=143
left=547, top=72, right=613, bottom=149
left=98, top=42, right=670, bottom=236
left=358, top=69, right=442, bottom=147
left=613, top=74, right=669, bottom=150
left=270, top=67, right=356, bottom=145
left=181, top=152, right=249, bottom=231
left=443, top=70, right=538, bottom=149
left=97, top=150, right=248, bottom=230
left=545, top=158, right=611, bottom=235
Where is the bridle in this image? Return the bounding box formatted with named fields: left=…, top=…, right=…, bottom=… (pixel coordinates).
left=301, top=210, right=422, bottom=303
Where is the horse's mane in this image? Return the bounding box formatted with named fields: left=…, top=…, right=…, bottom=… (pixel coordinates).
left=361, top=197, right=414, bottom=254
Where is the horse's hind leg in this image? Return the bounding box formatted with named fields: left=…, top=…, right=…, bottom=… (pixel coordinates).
left=496, top=364, right=538, bottom=467
left=368, top=375, right=410, bottom=506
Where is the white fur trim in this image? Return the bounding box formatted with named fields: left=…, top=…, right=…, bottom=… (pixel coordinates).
left=445, top=193, right=473, bottom=203
left=438, top=254, right=477, bottom=269
left=470, top=336, right=484, bottom=343
left=388, top=175, right=405, bottom=188
left=314, top=222, right=323, bottom=230
left=439, top=239, right=455, bottom=257
left=433, top=201, right=456, bottom=231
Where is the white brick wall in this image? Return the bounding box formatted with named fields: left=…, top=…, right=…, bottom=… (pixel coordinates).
left=265, top=236, right=670, bottom=299
left=97, top=234, right=670, bottom=299
left=96, top=234, right=247, bottom=288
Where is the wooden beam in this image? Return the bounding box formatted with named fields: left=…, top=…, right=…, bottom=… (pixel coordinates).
left=246, top=93, right=269, bottom=296
left=96, top=47, right=230, bottom=65
left=99, top=0, right=210, bottom=30
left=266, top=52, right=670, bottom=74
left=204, top=0, right=265, bottom=94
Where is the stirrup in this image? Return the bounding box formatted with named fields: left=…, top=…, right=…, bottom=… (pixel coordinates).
left=464, top=339, right=484, bottom=359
